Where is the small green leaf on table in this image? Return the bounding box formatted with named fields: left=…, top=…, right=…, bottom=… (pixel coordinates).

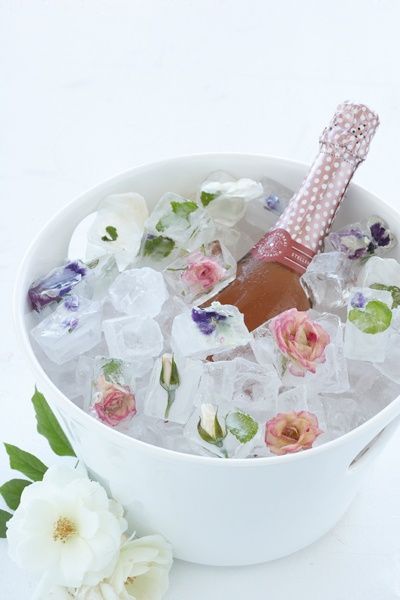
left=0, top=479, right=31, bottom=510
left=31, top=389, right=76, bottom=457
left=4, top=443, right=47, bottom=481
left=0, top=509, right=12, bottom=538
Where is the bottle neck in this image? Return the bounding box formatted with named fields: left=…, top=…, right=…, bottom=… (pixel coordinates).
left=275, top=148, right=358, bottom=255
left=251, top=148, right=359, bottom=274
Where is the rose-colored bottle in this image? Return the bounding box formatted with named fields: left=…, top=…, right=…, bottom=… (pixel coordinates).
left=206, top=102, right=379, bottom=331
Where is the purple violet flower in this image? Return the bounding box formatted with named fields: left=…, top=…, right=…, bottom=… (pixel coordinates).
left=191, top=307, right=227, bottom=335
left=28, top=260, right=87, bottom=312
left=351, top=292, right=367, bottom=309
left=61, top=317, right=79, bottom=333
left=264, top=194, right=280, bottom=212
left=63, top=295, right=80, bottom=311
left=329, top=227, right=370, bottom=260
left=369, top=220, right=392, bottom=248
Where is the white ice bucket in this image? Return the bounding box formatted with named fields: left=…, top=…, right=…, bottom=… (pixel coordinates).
left=13, top=154, right=400, bottom=566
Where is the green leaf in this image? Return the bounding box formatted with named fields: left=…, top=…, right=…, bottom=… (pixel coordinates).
left=0, top=509, right=12, bottom=538
left=226, top=411, right=259, bottom=443
left=349, top=300, right=393, bottom=334
left=31, top=389, right=76, bottom=457
left=143, top=235, right=175, bottom=259
left=4, top=444, right=48, bottom=481
left=370, top=283, right=400, bottom=308
left=170, top=200, right=198, bottom=220
left=200, top=191, right=218, bottom=207
left=101, top=225, right=118, bottom=242
left=102, top=358, right=123, bottom=381
left=0, top=479, right=31, bottom=510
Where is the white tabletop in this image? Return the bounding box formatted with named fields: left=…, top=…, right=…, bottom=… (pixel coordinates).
left=1, top=1, right=400, bottom=598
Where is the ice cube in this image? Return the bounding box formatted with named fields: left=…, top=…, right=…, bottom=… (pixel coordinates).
left=31, top=296, right=102, bottom=365
left=87, top=192, right=148, bottom=271
left=198, top=171, right=263, bottom=227
left=374, top=329, right=400, bottom=383
left=144, top=192, right=216, bottom=250
left=184, top=402, right=264, bottom=458
left=357, top=256, right=400, bottom=306
left=171, top=302, right=251, bottom=359
left=76, top=255, right=119, bottom=303
left=144, top=353, right=202, bottom=424
left=136, top=232, right=180, bottom=271
left=344, top=287, right=394, bottom=363
left=328, top=214, right=396, bottom=260
left=103, top=315, right=163, bottom=367
left=301, top=251, right=359, bottom=313
left=155, top=295, right=189, bottom=349
left=194, top=360, right=237, bottom=407
left=230, top=357, right=280, bottom=413
left=28, top=260, right=88, bottom=312
left=109, top=267, right=168, bottom=317
left=82, top=356, right=137, bottom=429
left=244, top=176, right=293, bottom=232
left=163, top=240, right=236, bottom=306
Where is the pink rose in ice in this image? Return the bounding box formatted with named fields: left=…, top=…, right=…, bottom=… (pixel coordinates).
left=265, top=411, right=322, bottom=455
left=94, top=376, right=136, bottom=426
left=269, top=308, right=330, bottom=376
left=182, top=253, right=226, bottom=290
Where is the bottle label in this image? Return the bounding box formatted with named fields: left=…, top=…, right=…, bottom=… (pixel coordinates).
left=251, top=228, right=315, bottom=275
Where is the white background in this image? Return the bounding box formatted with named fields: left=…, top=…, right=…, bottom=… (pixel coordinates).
left=1, top=1, right=400, bottom=598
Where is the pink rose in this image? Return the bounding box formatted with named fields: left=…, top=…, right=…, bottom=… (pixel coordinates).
left=269, top=308, right=330, bottom=376
left=182, top=253, right=226, bottom=290
left=94, top=377, right=136, bottom=426
left=265, top=411, right=322, bottom=455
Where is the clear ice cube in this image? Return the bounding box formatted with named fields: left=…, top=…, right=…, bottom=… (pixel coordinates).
left=301, top=252, right=359, bottom=312
left=171, top=302, right=251, bottom=359
left=144, top=354, right=202, bottom=424
left=103, top=315, right=163, bottom=368
left=31, top=296, right=102, bottom=365
left=109, top=267, right=168, bottom=317
left=344, top=287, right=394, bottom=363
left=230, top=357, right=280, bottom=413
left=163, top=240, right=236, bottom=306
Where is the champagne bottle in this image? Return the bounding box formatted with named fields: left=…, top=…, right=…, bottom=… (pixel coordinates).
left=206, top=102, right=379, bottom=331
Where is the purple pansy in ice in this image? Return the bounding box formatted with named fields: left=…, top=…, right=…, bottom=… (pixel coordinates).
left=264, top=194, right=280, bottom=212
left=368, top=217, right=395, bottom=251
left=28, top=260, right=87, bottom=312
left=63, top=295, right=80, bottom=311
left=191, top=307, right=228, bottom=335
left=61, top=316, right=79, bottom=333
left=350, top=292, right=367, bottom=309
left=329, top=226, right=370, bottom=260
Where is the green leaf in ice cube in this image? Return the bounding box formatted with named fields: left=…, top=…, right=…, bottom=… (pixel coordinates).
left=226, top=411, right=258, bottom=444
left=370, top=283, right=400, bottom=308
left=143, top=235, right=175, bottom=259
left=101, top=225, right=118, bottom=242
left=348, top=300, right=392, bottom=334
left=171, top=200, right=198, bottom=220
left=102, top=358, right=123, bottom=381
left=200, top=191, right=218, bottom=207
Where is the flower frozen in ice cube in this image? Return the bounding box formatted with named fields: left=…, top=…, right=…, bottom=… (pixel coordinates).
left=357, top=256, right=400, bottom=308
left=171, top=302, right=251, bottom=359
left=344, top=287, right=393, bottom=363
left=269, top=308, right=330, bottom=376
left=265, top=411, right=322, bottom=455
left=198, top=171, right=263, bottom=227
left=31, top=296, right=102, bottom=365
left=164, top=240, right=236, bottom=305
left=87, top=192, right=148, bottom=271
left=87, top=357, right=137, bottom=427
left=328, top=214, right=396, bottom=261
left=28, top=260, right=87, bottom=312
left=159, top=353, right=180, bottom=419
left=197, top=403, right=226, bottom=445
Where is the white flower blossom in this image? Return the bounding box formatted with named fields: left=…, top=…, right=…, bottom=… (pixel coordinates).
left=88, top=193, right=148, bottom=271
left=7, top=466, right=127, bottom=589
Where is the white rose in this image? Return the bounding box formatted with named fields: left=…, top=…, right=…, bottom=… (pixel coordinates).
left=7, top=466, right=127, bottom=589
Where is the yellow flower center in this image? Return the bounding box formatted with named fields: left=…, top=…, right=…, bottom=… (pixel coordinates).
left=53, top=517, right=77, bottom=543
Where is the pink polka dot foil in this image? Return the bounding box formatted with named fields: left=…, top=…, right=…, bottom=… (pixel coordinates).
left=275, top=102, right=379, bottom=254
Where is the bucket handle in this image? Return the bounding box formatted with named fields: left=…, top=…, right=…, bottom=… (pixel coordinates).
left=348, top=414, right=400, bottom=471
